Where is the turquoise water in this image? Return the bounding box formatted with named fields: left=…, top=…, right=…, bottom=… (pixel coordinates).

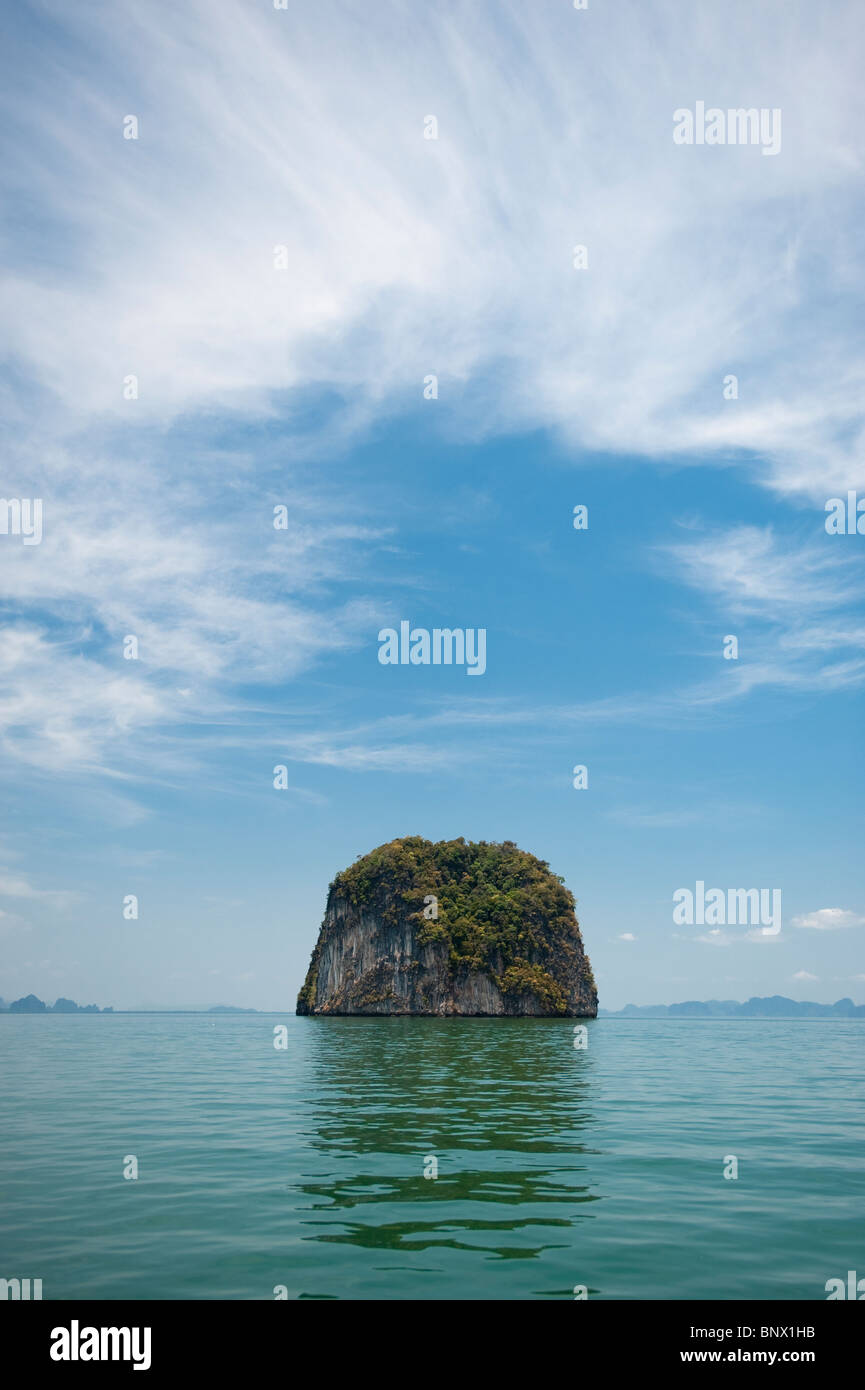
left=0, top=1015, right=862, bottom=1300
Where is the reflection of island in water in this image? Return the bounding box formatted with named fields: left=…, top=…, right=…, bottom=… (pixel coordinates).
left=293, top=1017, right=601, bottom=1286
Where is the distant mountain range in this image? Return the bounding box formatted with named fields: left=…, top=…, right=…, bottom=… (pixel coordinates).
left=203, top=1006, right=259, bottom=1013
left=0, top=994, right=113, bottom=1014
left=0, top=995, right=258, bottom=1014
left=3, top=992, right=861, bottom=1018
left=599, top=996, right=865, bottom=1018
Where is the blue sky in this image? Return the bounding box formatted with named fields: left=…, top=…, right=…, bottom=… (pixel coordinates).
left=1, top=0, right=863, bottom=1009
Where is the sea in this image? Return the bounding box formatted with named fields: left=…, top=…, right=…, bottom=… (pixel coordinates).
left=1, top=1014, right=862, bottom=1300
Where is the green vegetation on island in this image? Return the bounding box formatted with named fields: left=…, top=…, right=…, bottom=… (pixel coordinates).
left=298, top=835, right=596, bottom=1015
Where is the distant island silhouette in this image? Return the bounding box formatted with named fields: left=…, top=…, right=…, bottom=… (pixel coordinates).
left=0, top=993, right=113, bottom=1014
left=0, top=995, right=258, bottom=1014
left=2, top=993, right=861, bottom=1018
left=599, top=996, right=865, bottom=1018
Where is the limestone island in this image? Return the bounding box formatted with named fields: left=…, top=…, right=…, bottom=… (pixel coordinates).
left=297, top=836, right=597, bottom=1017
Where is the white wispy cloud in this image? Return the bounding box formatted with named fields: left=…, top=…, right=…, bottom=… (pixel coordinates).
left=1, top=0, right=864, bottom=494
left=0, top=871, right=73, bottom=905
left=665, top=526, right=859, bottom=613
left=2, top=0, right=865, bottom=788
left=661, top=523, right=865, bottom=696
left=793, top=908, right=865, bottom=930
left=0, top=472, right=388, bottom=773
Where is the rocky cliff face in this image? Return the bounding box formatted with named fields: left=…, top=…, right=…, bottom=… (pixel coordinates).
left=296, top=837, right=597, bottom=1017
